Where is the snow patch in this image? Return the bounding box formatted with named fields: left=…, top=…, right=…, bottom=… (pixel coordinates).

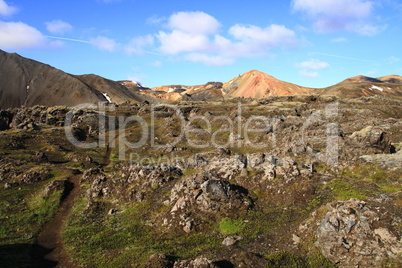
left=370, top=85, right=384, bottom=92
left=102, top=92, right=112, bottom=103
left=168, top=88, right=175, bottom=93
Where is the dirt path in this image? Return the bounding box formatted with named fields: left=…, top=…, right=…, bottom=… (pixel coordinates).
left=31, top=174, right=81, bottom=268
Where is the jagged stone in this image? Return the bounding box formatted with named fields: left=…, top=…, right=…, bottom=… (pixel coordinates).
left=173, top=256, right=218, bottom=268
left=222, top=236, right=243, bottom=246
left=316, top=198, right=402, bottom=268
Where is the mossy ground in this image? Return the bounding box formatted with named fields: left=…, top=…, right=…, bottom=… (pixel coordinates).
left=1, top=97, right=402, bottom=267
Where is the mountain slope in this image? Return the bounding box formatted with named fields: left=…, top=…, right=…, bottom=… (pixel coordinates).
left=223, top=70, right=314, bottom=98
left=377, top=75, right=402, bottom=84
left=0, top=50, right=154, bottom=108
left=319, top=75, right=402, bottom=98
left=74, top=74, right=156, bottom=104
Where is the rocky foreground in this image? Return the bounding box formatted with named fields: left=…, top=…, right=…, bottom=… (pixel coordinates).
left=0, top=95, right=401, bottom=267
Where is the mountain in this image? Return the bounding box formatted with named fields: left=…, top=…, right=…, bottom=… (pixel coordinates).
left=146, top=70, right=314, bottom=101
left=319, top=75, right=402, bottom=98
left=338, top=75, right=383, bottom=84
left=223, top=70, right=314, bottom=98
left=377, top=75, right=402, bottom=84
left=2, top=49, right=401, bottom=106
left=142, top=70, right=402, bottom=101
left=0, top=50, right=155, bottom=109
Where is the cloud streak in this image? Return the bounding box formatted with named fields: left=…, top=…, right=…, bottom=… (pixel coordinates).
left=314, top=52, right=375, bottom=62
left=45, top=36, right=91, bottom=44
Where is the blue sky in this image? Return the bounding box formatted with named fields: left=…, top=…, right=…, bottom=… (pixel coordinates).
left=0, top=0, right=401, bottom=88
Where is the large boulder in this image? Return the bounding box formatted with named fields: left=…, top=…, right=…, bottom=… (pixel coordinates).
left=347, top=126, right=391, bottom=155
left=165, top=173, right=252, bottom=232
left=316, top=198, right=402, bottom=267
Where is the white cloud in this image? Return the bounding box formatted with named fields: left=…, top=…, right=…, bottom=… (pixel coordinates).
left=0, top=21, right=45, bottom=48
left=157, top=30, right=210, bottom=55
left=229, top=24, right=299, bottom=51
left=296, top=58, right=329, bottom=78
left=147, top=15, right=166, bottom=25
left=296, top=58, right=329, bottom=70
left=0, top=0, right=17, bottom=16
left=185, top=53, right=234, bottom=66
left=90, top=36, right=118, bottom=52
left=155, top=11, right=299, bottom=65
left=291, top=0, right=380, bottom=35
left=167, top=11, right=220, bottom=34
left=45, top=20, right=73, bottom=35
left=299, top=69, right=319, bottom=78
left=292, top=0, right=373, bottom=18
left=125, top=34, right=154, bottom=55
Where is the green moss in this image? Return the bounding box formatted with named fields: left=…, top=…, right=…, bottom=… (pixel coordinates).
left=329, top=179, right=369, bottom=200
left=63, top=199, right=223, bottom=267
left=219, top=217, right=246, bottom=235
left=265, top=251, right=307, bottom=268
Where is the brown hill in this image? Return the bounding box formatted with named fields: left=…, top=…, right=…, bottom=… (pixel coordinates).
left=319, top=75, right=402, bottom=98
left=338, top=75, right=383, bottom=84
left=0, top=50, right=156, bottom=108
left=223, top=70, right=314, bottom=98
left=377, top=75, right=402, bottom=84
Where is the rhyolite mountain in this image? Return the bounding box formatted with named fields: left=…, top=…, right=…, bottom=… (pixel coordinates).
left=1, top=49, right=402, bottom=107
left=150, top=71, right=402, bottom=101
left=222, top=70, right=314, bottom=98
left=0, top=50, right=156, bottom=109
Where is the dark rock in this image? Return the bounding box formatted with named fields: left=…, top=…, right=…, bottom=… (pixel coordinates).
left=204, top=179, right=228, bottom=201
left=21, top=168, right=50, bottom=184
left=34, top=151, right=48, bottom=163
left=147, top=254, right=174, bottom=268
left=0, top=110, right=13, bottom=130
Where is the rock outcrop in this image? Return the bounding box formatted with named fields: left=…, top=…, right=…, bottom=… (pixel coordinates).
left=316, top=198, right=402, bottom=267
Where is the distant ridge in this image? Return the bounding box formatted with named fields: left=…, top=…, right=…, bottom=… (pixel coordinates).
left=0, top=50, right=158, bottom=108
left=319, top=74, right=402, bottom=98
left=377, top=75, right=402, bottom=84
left=143, top=70, right=402, bottom=101
left=337, top=75, right=384, bottom=84
left=1, top=49, right=401, bottom=105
